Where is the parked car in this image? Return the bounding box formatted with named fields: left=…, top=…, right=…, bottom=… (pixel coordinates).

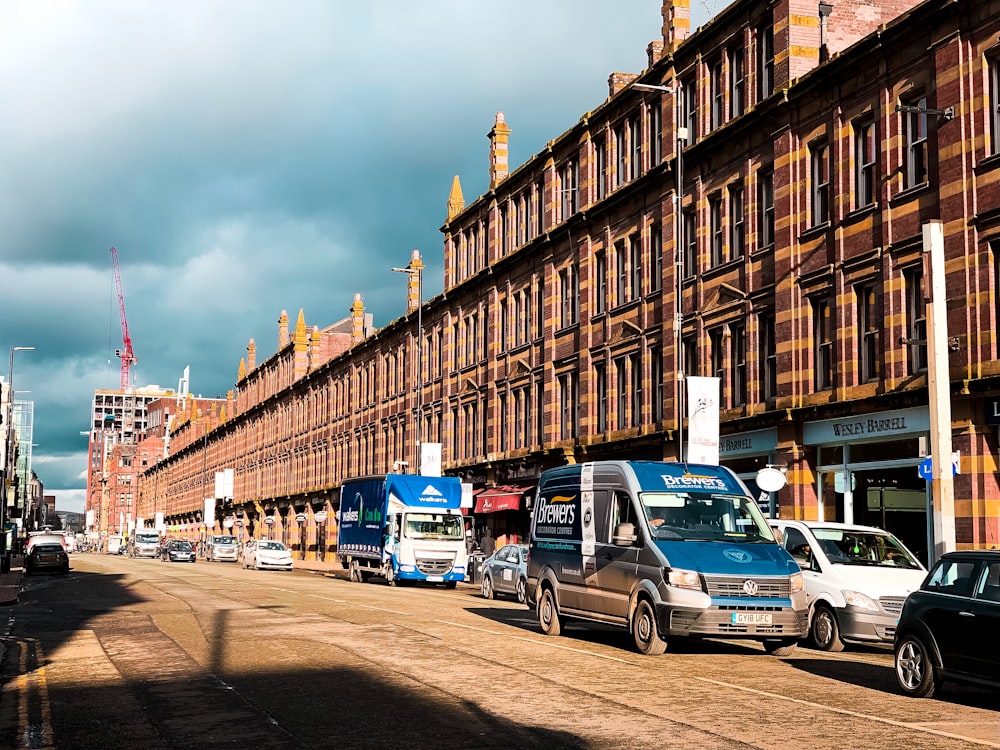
left=769, top=520, right=926, bottom=651
left=894, top=550, right=1000, bottom=698
left=242, top=540, right=293, bottom=571
left=25, top=543, right=70, bottom=575
left=160, top=539, right=197, bottom=563
left=481, top=543, right=529, bottom=603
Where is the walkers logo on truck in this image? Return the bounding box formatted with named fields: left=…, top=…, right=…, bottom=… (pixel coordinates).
left=534, top=494, right=579, bottom=539
left=417, top=484, right=448, bottom=504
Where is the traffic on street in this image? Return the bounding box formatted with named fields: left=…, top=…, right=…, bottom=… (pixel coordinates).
left=1, top=553, right=996, bottom=750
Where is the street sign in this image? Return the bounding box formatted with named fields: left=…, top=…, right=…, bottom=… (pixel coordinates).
left=919, top=456, right=958, bottom=480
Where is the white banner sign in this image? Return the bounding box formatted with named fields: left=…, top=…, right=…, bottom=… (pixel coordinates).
left=214, top=469, right=234, bottom=500
left=420, top=442, right=442, bottom=477
left=686, top=376, right=720, bottom=465
left=204, top=498, right=215, bottom=528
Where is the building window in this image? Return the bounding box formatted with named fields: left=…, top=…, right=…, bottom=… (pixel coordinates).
left=498, top=393, right=507, bottom=451
left=758, top=25, right=774, bottom=101
left=500, top=299, right=508, bottom=353
left=631, top=353, right=642, bottom=427
left=615, top=240, right=627, bottom=306
left=530, top=183, right=541, bottom=237
left=905, top=268, right=927, bottom=374
left=683, top=209, right=697, bottom=277
left=683, top=77, right=698, bottom=142
left=683, top=334, right=698, bottom=379
left=629, top=233, right=642, bottom=301
left=759, top=313, right=777, bottom=401
left=630, top=115, right=642, bottom=180
left=500, top=203, right=510, bottom=254
left=615, top=124, right=626, bottom=187
left=814, top=298, right=834, bottom=390
left=616, top=357, right=628, bottom=430
left=731, top=46, right=745, bottom=117
left=596, top=363, right=607, bottom=433
left=560, top=160, right=579, bottom=220
left=855, top=119, right=877, bottom=209
left=649, top=100, right=662, bottom=164
left=710, top=193, right=724, bottom=266
left=559, top=265, right=578, bottom=327
left=517, top=193, right=528, bottom=246
left=710, top=329, right=725, bottom=402
left=596, top=137, right=607, bottom=200
left=596, top=251, right=607, bottom=314
left=730, top=325, right=746, bottom=407
left=902, top=95, right=928, bottom=189
left=711, top=58, right=725, bottom=130
left=558, top=371, right=578, bottom=440
left=991, top=58, right=1000, bottom=156
left=650, top=347, right=663, bottom=422
left=857, top=283, right=880, bottom=382
left=811, top=141, right=830, bottom=225
left=651, top=224, right=662, bottom=292
left=729, top=183, right=745, bottom=260
left=757, top=166, right=774, bottom=248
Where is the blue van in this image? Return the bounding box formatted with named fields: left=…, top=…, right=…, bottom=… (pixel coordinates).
left=527, top=461, right=807, bottom=655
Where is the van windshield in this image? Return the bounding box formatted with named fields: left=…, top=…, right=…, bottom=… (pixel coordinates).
left=810, top=528, right=921, bottom=568
left=640, top=492, right=776, bottom=543
left=403, top=513, right=464, bottom=541
left=213, top=536, right=238, bottom=546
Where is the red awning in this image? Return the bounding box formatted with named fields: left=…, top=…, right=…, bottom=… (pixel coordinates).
left=473, top=483, right=535, bottom=514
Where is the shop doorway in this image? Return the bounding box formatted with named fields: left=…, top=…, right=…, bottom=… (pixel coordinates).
left=852, top=468, right=928, bottom=566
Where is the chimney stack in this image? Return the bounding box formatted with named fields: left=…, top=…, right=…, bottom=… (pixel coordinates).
left=488, top=112, right=511, bottom=190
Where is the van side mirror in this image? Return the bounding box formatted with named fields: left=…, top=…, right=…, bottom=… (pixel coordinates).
left=612, top=522, right=637, bottom=546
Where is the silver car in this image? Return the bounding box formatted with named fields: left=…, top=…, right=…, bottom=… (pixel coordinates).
left=481, top=543, right=529, bottom=604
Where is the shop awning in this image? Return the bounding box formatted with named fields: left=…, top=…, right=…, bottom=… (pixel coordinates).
left=473, top=483, right=535, bottom=513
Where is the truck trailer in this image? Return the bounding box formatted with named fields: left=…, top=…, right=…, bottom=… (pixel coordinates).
left=337, top=474, right=467, bottom=587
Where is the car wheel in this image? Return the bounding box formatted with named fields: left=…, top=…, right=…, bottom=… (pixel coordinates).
left=515, top=577, right=527, bottom=605
left=481, top=575, right=494, bottom=600
left=633, top=599, right=667, bottom=656
left=762, top=638, right=798, bottom=657
left=895, top=634, right=939, bottom=698
left=810, top=604, right=845, bottom=652
left=538, top=587, right=563, bottom=637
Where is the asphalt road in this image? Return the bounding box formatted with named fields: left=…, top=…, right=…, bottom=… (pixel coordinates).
left=1, top=555, right=997, bottom=750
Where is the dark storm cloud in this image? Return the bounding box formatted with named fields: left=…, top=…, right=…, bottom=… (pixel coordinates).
left=0, top=1, right=714, bottom=512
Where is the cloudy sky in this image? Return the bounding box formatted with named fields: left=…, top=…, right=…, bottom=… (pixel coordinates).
left=1, top=1, right=716, bottom=514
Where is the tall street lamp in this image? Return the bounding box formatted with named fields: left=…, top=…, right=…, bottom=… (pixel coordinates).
left=634, top=82, right=687, bottom=461
left=391, top=251, right=424, bottom=473
left=2, top=346, right=34, bottom=571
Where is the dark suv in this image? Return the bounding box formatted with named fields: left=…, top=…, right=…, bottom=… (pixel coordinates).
left=894, top=550, right=1000, bottom=697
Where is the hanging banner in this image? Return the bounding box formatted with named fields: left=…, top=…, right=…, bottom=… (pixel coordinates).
left=686, top=376, right=720, bottom=465
left=204, top=498, right=215, bottom=528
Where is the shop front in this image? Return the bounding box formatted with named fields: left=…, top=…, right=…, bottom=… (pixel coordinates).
left=718, top=428, right=781, bottom=517
left=804, top=407, right=930, bottom=565
left=471, top=482, right=535, bottom=550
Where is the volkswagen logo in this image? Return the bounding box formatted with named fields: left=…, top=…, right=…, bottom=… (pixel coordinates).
left=723, top=549, right=752, bottom=563
left=742, top=579, right=759, bottom=596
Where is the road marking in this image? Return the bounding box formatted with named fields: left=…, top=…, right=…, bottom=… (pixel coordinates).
left=14, top=639, right=54, bottom=750
left=308, top=594, right=410, bottom=616
left=693, top=676, right=1000, bottom=748
left=437, top=620, right=632, bottom=663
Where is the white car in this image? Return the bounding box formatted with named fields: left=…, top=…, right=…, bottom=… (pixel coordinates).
left=242, top=540, right=294, bottom=571
left=769, top=520, right=926, bottom=652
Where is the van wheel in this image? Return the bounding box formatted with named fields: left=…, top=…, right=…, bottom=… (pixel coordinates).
left=762, top=638, right=798, bottom=656
left=538, top=588, right=563, bottom=637
left=633, top=600, right=667, bottom=655
left=811, top=605, right=845, bottom=652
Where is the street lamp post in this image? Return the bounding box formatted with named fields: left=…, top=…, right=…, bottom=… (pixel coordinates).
left=2, top=346, right=34, bottom=571
left=392, top=252, right=424, bottom=473
left=633, top=82, right=687, bottom=461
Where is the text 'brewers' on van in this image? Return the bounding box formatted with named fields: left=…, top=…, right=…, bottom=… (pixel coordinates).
left=527, top=461, right=808, bottom=656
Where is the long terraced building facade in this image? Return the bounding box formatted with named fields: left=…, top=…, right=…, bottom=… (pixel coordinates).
left=134, top=0, right=1000, bottom=565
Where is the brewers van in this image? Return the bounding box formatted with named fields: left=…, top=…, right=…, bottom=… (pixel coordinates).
left=527, top=461, right=807, bottom=655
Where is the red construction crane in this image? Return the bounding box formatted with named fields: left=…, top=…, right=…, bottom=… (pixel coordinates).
left=110, top=246, right=137, bottom=391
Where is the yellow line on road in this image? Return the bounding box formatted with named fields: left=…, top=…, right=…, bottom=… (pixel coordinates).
left=14, top=639, right=54, bottom=750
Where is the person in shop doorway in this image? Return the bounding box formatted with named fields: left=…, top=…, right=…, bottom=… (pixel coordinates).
left=480, top=530, right=496, bottom=557
left=465, top=521, right=475, bottom=553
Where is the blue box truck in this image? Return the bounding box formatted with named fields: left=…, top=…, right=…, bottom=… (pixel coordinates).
left=337, top=474, right=467, bottom=587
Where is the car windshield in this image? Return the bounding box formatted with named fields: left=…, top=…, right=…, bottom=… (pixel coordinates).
left=259, top=541, right=286, bottom=551
left=135, top=534, right=159, bottom=543
left=172, top=541, right=193, bottom=551
left=403, top=513, right=464, bottom=540
left=811, top=528, right=921, bottom=568
left=640, top=491, right=776, bottom=543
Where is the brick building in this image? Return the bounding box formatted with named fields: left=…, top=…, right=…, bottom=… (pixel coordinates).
left=135, top=0, right=1000, bottom=563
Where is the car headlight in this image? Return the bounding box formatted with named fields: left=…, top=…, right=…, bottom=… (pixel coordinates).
left=667, top=568, right=702, bottom=591
left=843, top=589, right=879, bottom=611
left=789, top=571, right=804, bottom=594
